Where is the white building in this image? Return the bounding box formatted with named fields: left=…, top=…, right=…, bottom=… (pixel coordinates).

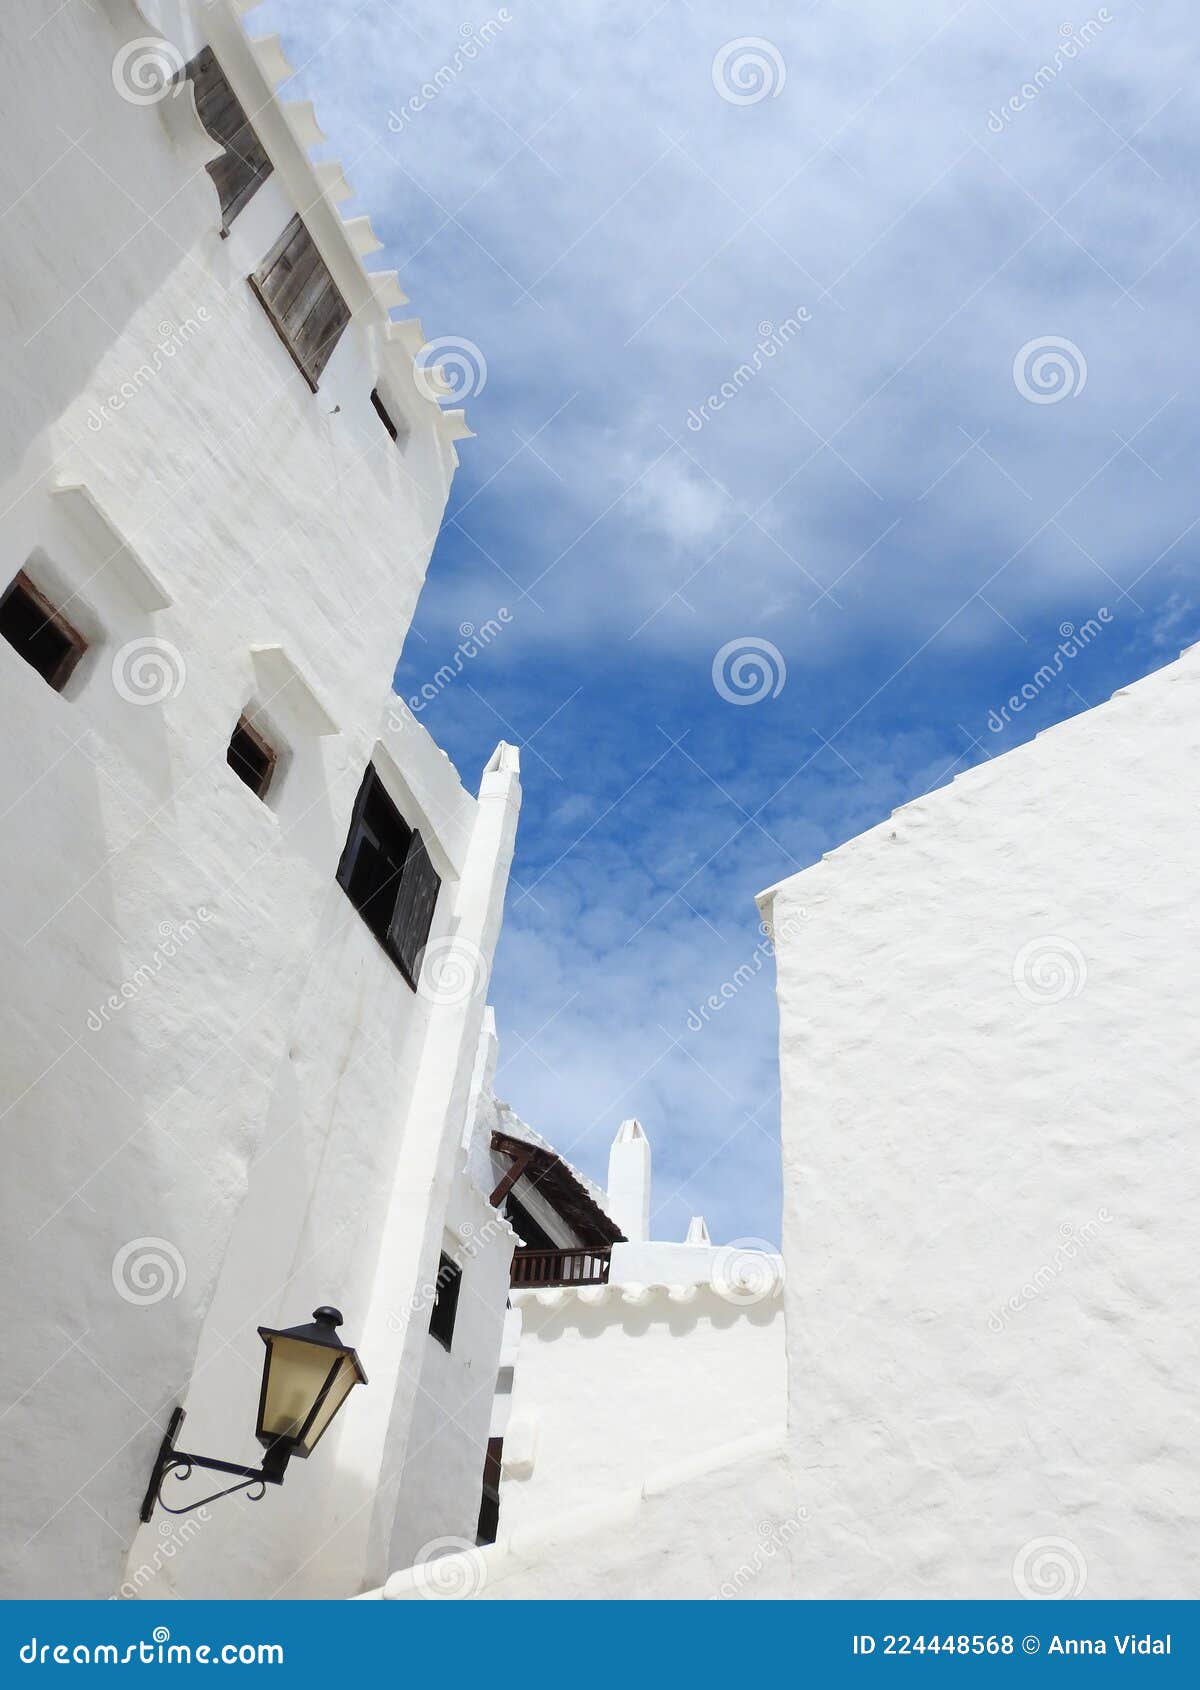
left=0, top=0, right=519, bottom=1601
left=377, top=1101, right=786, bottom=1597
left=372, top=643, right=1200, bottom=1601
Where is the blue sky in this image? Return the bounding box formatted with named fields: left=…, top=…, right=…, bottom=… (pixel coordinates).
left=257, top=0, right=1199, bottom=1244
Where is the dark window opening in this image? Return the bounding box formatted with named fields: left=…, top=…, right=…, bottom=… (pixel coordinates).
left=336, top=765, right=442, bottom=987
left=504, top=1192, right=557, bottom=1251
left=370, top=387, right=399, bottom=441
left=0, top=571, right=87, bottom=693
left=185, top=47, right=273, bottom=228
left=249, top=214, right=351, bottom=390
left=476, top=1436, right=503, bottom=1545
left=227, top=715, right=277, bottom=799
left=428, top=1252, right=462, bottom=1352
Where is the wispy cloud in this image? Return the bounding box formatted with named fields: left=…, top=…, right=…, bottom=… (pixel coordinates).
left=259, top=0, right=1200, bottom=1237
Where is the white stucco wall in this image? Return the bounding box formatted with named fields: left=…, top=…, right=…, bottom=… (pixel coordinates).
left=498, top=1279, right=785, bottom=1539
left=388, top=1152, right=516, bottom=1574
left=759, top=643, right=1200, bottom=1599
left=371, top=1433, right=805, bottom=1601
left=0, top=0, right=513, bottom=1601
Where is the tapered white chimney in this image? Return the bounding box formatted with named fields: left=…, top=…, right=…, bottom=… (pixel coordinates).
left=607, top=1118, right=651, bottom=1242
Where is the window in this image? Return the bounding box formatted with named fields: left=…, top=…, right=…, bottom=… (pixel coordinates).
left=370, top=387, right=404, bottom=444
left=335, top=765, right=442, bottom=987
left=227, top=714, right=277, bottom=799
left=428, top=1252, right=462, bottom=1352
left=249, top=214, right=351, bottom=390
left=0, top=571, right=87, bottom=692
left=476, top=1436, right=503, bottom=1545
left=185, top=47, right=273, bottom=228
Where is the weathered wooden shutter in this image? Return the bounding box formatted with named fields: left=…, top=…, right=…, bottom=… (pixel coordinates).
left=185, top=47, right=272, bottom=227
left=249, top=213, right=351, bottom=389
left=388, top=830, right=442, bottom=989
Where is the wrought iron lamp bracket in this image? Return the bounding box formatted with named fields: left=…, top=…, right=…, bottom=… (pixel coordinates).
left=139, top=1407, right=289, bottom=1523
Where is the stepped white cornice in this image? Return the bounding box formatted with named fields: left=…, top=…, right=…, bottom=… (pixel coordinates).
left=110, top=0, right=473, bottom=458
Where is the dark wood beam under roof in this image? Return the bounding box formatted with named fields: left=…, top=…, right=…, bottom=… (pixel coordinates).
left=490, top=1130, right=626, bottom=1247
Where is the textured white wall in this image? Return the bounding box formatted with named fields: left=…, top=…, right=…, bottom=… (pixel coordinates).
left=498, top=1284, right=785, bottom=1538
left=762, top=645, right=1200, bottom=1598
left=388, top=1157, right=516, bottom=1574
left=0, top=0, right=505, bottom=1601
left=372, top=1434, right=804, bottom=1601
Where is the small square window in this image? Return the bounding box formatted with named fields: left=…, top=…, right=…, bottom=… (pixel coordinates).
left=428, top=1252, right=462, bottom=1352
left=0, top=571, right=87, bottom=692
left=227, top=714, right=277, bottom=799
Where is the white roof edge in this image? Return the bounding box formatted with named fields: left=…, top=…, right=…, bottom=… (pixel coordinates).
left=756, top=642, right=1200, bottom=916
left=158, top=1, right=464, bottom=434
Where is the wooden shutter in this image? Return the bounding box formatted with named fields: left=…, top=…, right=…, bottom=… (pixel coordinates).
left=185, top=47, right=272, bottom=227
left=249, top=213, right=351, bottom=390
left=388, top=830, right=442, bottom=989
left=335, top=765, right=377, bottom=897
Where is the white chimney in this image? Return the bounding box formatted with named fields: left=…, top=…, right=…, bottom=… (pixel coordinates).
left=607, top=1118, right=651, bottom=1242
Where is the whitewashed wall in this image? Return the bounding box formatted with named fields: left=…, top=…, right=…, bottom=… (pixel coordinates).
left=498, top=1282, right=785, bottom=1538
left=387, top=1151, right=516, bottom=1575
left=372, top=1433, right=803, bottom=1601
left=760, top=644, right=1200, bottom=1598
left=0, top=0, right=513, bottom=1601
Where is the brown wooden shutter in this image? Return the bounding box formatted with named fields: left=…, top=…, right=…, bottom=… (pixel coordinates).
left=249, top=213, right=351, bottom=390
left=185, top=47, right=272, bottom=227
left=388, top=830, right=442, bottom=989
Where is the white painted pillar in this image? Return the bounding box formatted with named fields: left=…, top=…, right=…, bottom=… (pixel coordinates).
left=607, top=1119, right=652, bottom=1243
left=351, top=742, right=521, bottom=1589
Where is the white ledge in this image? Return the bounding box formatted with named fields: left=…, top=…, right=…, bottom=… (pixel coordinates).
left=51, top=482, right=172, bottom=612
left=249, top=645, right=339, bottom=737
left=314, top=160, right=353, bottom=205
left=280, top=98, right=324, bottom=150
left=249, top=33, right=294, bottom=90
left=341, top=215, right=383, bottom=258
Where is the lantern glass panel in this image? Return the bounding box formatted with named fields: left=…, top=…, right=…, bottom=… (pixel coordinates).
left=300, top=1355, right=360, bottom=1454
left=259, top=1337, right=342, bottom=1449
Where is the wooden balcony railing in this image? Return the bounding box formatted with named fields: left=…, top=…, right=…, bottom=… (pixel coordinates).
left=510, top=1246, right=612, bottom=1288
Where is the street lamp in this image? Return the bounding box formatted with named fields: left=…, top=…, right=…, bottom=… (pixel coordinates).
left=140, top=1306, right=367, bottom=1521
